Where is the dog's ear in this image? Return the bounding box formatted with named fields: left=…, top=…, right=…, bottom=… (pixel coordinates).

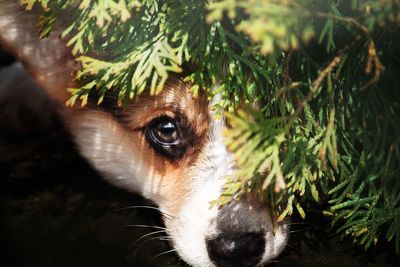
left=0, top=0, right=78, bottom=103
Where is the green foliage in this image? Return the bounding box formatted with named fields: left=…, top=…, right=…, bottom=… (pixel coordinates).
left=23, top=0, right=400, bottom=255
left=207, top=0, right=315, bottom=54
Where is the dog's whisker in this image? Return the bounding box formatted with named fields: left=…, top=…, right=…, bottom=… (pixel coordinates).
left=117, top=205, right=174, bottom=219
left=151, top=248, right=177, bottom=261
left=117, top=205, right=169, bottom=213
left=131, top=235, right=172, bottom=250
left=130, top=230, right=167, bottom=249
left=288, top=227, right=316, bottom=234
left=147, top=236, right=171, bottom=242
left=132, top=235, right=172, bottom=250
left=125, top=224, right=167, bottom=230
left=285, top=222, right=315, bottom=227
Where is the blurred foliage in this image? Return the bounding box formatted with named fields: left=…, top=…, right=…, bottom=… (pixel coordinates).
left=23, top=0, right=400, bottom=255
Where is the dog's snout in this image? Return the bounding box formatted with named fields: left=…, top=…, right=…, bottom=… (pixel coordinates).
left=206, top=232, right=265, bottom=267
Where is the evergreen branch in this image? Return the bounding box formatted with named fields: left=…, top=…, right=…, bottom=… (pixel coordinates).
left=21, top=0, right=400, bottom=255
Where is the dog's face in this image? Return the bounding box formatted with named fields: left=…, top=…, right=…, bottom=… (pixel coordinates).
left=66, top=78, right=288, bottom=267
left=0, top=2, right=289, bottom=266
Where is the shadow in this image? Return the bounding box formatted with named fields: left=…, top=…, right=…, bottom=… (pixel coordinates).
left=269, top=211, right=400, bottom=267
left=0, top=50, right=182, bottom=267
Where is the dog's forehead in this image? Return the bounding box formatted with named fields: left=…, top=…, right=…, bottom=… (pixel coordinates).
left=123, top=77, right=210, bottom=132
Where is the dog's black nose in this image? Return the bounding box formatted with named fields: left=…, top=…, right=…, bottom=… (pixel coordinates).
left=206, top=232, right=265, bottom=267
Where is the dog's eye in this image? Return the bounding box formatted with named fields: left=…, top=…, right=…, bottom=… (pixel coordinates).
left=148, top=116, right=180, bottom=146
left=145, top=116, right=190, bottom=160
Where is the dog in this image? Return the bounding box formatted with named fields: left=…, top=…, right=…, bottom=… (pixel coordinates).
left=0, top=1, right=289, bottom=266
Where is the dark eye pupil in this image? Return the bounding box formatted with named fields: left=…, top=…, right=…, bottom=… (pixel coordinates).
left=155, top=121, right=177, bottom=142
left=158, top=122, right=175, bottom=135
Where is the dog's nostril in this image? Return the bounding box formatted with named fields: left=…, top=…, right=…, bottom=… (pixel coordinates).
left=206, top=232, right=265, bottom=267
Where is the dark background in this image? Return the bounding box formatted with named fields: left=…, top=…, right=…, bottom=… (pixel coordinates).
left=0, top=48, right=397, bottom=267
